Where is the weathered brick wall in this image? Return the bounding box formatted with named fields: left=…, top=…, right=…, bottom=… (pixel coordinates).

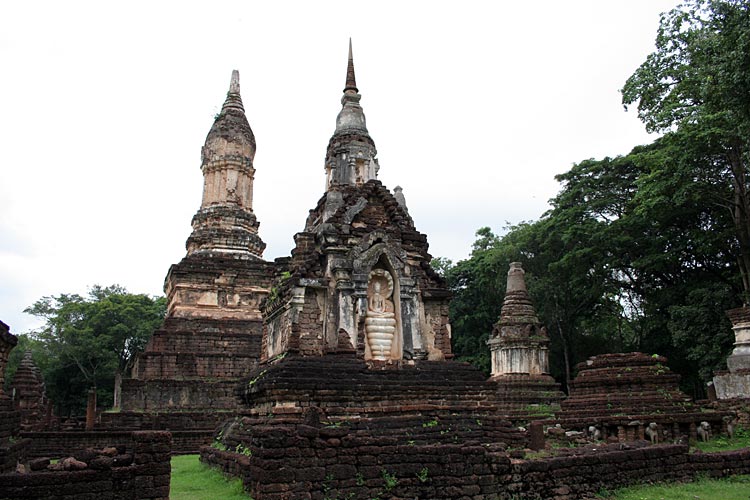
left=0, top=399, right=20, bottom=443
left=121, top=379, right=240, bottom=411
left=99, top=410, right=229, bottom=431
left=202, top=436, right=750, bottom=500
left=236, top=356, right=506, bottom=420
left=202, top=436, right=510, bottom=500
left=0, top=431, right=171, bottom=500
left=21, top=429, right=208, bottom=457
left=132, top=318, right=263, bottom=381
left=296, top=291, right=326, bottom=356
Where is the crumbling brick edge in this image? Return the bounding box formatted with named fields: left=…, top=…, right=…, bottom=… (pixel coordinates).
left=0, top=430, right=171, bottom=500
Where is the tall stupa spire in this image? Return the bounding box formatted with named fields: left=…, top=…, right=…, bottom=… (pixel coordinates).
left=325, top=40, right=379, bottom=190
left=185, top=70, right=265, bottom=258
left=222, top=69, right=245, bottom=113
left=344, top=38, right=358, bottom=93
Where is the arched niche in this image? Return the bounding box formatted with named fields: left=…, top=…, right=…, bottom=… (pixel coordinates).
left=363, top=255, right=403, bottom=361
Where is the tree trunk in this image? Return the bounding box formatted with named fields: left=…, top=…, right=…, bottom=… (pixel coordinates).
left=85, top=387, right=97, bottom=431
left=113, top=371, right=122, bottom=411
left=555, top=316, right=572, bottom=392
left=728, top=141, right=750, bottom=304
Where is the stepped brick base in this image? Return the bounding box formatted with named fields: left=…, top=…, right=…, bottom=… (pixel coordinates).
left=552, top=353, right=731, bottom=441
left=491, top=374, right=565, bottom=422
left=123, top=317, right=265, bottom=412
left=237, top=354, right=510, bottom=418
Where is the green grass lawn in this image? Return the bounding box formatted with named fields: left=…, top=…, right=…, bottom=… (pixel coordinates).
left=693, top=426, right=750, bottom=453
left=171, top=454, right=251, bottom=500
left=599, top=474, right=750, bottom=499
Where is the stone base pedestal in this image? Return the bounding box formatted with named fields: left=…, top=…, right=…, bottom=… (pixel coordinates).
left=715, top=307, right=750, bottom=399
left=713, top=371, right=750, bottom=399
left=727, top=354, right=750, bottom=372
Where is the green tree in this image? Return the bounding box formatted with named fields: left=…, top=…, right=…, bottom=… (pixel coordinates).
left=622, top=0, right=750, bottom=301
left=446, top=134, right=739, bottom=394
left=429, top=256, right=454, bottom=277
left=550, top=136, right=738, bottom=393
left=24, top=285, right=165, bottom=413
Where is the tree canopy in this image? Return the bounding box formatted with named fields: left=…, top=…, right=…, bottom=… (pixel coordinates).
left=11, top=285, right=165, bottom=415
left=444, top=0, right=749, bottom=395
left=623, top=0, right=750, bottom=301
left=445, top=131, right=739, bottom=395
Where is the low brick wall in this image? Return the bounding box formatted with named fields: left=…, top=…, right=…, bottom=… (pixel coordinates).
left=21, top=429, right=210, bottom=457
left=202, top=439, right=509, bottom=499
left=0, top=431, right=171, bottom=500
left=201, top=432, right=750, bottom=500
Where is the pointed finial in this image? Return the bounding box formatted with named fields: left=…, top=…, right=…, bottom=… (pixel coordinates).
left=230, top=69, right=240, bottom=94
left=506, top=262, right=528, bottom=293
left=221, top=69, right=245, bottom=113
left=344, top=38, right=358, bottom=94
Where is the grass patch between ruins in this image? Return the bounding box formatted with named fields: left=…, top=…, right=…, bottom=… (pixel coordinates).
left=171, top=454, right=250, bottom=500
left=599, top=474, right=750, bottom=499
left=692, top=426, right=750, bottom=453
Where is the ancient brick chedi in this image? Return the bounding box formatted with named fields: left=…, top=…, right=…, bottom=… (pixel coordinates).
left=488, top=263, right=563, bottom=418
left=489, top=262, right=550, bottom=376
left=205, top=48, right=528, bottom=500
left=8, top=351, right=50, bottom=431
left=261, top=43, right=451, bottom=362
left=554, top=352, right=729, bottom=442
left=122, top=71, right=275, bottom=411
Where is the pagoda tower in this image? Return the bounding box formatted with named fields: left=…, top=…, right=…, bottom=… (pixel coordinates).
left=488, top=262, right=564, bottom=420
left=185, top=70, right=265, bottom=259
left=324, top=40, right=379, bottom=190
left=121, top=72, right=275, bottom=413
left=8, top=351, right=50, bottom=431
left=208, top=49, right=526, bottom=497
left=259, top=41, right=450, bottom=362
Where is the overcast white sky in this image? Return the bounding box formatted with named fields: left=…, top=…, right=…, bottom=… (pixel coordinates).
left=0, top=1, right=679, bottom=334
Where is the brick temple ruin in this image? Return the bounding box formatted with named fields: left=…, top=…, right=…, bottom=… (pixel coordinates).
left=4, top=44, right=750, bottom=499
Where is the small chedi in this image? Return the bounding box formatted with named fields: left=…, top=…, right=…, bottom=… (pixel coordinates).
left=488, top=262, right=564, bottom=420
left=713, top=307, right=750, bottom=399
left=554, top=352, right=729, bottom=442
left=8, top=351, right=50, bottom=431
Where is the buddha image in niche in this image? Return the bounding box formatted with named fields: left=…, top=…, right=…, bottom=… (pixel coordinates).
left=365, top=269, right=397, bottom=360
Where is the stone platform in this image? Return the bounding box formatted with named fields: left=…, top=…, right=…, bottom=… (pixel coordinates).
left=550, top=352, right=730, bottom=442
left=237, top=354, right=512, bottom=420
